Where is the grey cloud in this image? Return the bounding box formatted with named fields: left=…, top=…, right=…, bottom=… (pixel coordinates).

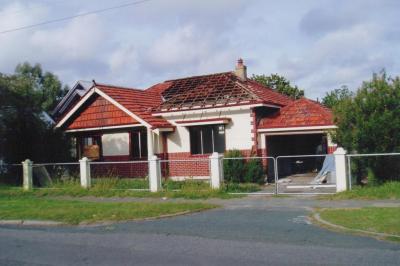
left=299, top=6, right=362, bottom=36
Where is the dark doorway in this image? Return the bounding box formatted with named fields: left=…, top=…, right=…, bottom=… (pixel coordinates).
left=266, top=134, right=327, bottom=178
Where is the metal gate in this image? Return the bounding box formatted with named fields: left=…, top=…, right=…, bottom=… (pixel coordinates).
left=275, top=154, right=336, bottom=194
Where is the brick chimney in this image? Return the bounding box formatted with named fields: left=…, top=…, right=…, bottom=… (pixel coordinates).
left=234, top=58, right=247, bottom=81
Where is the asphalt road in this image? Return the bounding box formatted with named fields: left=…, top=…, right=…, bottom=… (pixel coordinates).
left=0, top=197, right=399, bottom=266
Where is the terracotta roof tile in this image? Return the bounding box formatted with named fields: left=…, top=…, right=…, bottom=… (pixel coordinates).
left=153, top=72, right=293, bottom=111
left=95, top=84, right=172, bottom=128
left=244, top=79, right=293, bottom=106
left=258, top=98, right=334, bottom=129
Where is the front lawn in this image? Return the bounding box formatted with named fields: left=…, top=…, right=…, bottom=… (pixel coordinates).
left=0, top=178, right=263, bottom=200
left=318, top=207, right=400, bottom=240
left=0, top=194, right=216, bottom=225
left=325, top=182, right=400, bottom=200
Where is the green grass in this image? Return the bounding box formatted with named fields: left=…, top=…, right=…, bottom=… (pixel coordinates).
left=1, top=177, right=264, bottom=200
left=0, top=185, right=242, bottom=200
left=52, top=178, right=149, bottom=190
left=6, top=178, right=263, bottom=199
left=319, top=207, right=400, bottom=238
left=223, top=182, right=262, bottom=193
left=325, top=182, right=400, bottom=200
left=0, top=193, right=216, bottom=225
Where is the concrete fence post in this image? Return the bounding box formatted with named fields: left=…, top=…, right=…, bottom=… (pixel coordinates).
left=22, top=159, right=33, bottom=191
left=149, top=155, right=161, bottom=192
left=209, top=152, right=224, bottom=189
left=334, top=147, right=347, bottom=192
left=79, top=157, right=91, bottom=189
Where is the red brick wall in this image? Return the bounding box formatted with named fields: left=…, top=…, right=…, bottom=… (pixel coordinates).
left=164, top=150, right=254, bottom=178
left=91, top=155, right=148, bottom=178
left=165, top=152, right=210, bottom=178
left=67, top=95, right=137, bottom=130
left=88, top=149, right=274, bottom=179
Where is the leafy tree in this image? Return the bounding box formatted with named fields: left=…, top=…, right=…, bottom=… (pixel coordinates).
left=322, top=85, right=353, bottom=108
left=333, top=71, right=400, bottom=183
left=0, top=63, right=70, bottom=165
left=14, top=62, right=68, bottom=112
left=251, top=73, right=304, bottom=99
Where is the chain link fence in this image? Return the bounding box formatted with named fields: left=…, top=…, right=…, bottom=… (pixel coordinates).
left=160, top=159, right=211, bottom=191
left=222, top=156, right=276, bottom=194
left=347, top=153, right=400, bottom=189
left=0, top=162, right=22, bottom=187
left=31, top=163, right=80, bottom=188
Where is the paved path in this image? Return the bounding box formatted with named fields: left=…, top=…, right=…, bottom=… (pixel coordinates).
left=1, top=196, right=399, bottom=265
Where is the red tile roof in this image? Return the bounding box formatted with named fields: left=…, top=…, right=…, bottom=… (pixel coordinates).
left=258, top=98, right=334, bottom=129
left=151, top=72, right=291, bottom=112
left=245, top=79, right=293, bottom=106
left=95, top=84, right=172, bottom=128
left=58, top=71, right=334, bottom=131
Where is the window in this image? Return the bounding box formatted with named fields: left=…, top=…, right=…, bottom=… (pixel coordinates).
left=131, top=131, right=148, bottom=158
left=189, top=125, right=225, bottom=155
left=80, top=136, right=101, bottom=160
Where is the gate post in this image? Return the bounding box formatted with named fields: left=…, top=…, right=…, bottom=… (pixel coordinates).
left=334, top=147, right=347, bottom=192
left=149, top=155, right=161, bottom=192
left=22, top=159, right=33, bottom=191
left=209, top=152, right=223, bottom=189
left=79, top=157, right=91, bottom=189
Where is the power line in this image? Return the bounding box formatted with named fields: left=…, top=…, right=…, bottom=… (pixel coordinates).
left=0, top=0, right=68, bottom=16
left=0, top=0, right=153, bottom=35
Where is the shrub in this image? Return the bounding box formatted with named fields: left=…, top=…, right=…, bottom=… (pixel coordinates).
left=367, top=167, right=379, bottom=186
left=223, top=150, right=245, bottom=183
left=244, top=158, right=265, bottom=184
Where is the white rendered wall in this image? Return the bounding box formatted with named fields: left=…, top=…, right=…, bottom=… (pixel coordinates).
left=101, top=133, right=129, bottom=156
left=163, top=108, right=253, bottom=153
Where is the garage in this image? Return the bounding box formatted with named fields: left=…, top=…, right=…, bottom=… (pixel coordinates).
left=266, top=133, right=327, bottom=178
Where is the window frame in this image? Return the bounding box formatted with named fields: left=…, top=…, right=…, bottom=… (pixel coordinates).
left=130, top=130, right=148, bottom=159
left=189, top=124, right=226, bottom=155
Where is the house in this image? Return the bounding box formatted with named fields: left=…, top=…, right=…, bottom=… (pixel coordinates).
left=54, top=59, right=337, bottom=179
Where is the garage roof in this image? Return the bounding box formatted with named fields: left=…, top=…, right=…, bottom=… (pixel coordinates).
left=258, top=98, right=334, bottom=129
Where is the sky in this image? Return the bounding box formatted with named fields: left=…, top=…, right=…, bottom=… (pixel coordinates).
left=0, top=0, right=399, bottom=99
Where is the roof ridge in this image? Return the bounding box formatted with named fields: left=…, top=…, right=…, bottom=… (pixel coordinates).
left=164, top=71, right=233, bottom=82
left=232, top=77, right=262, bottom=101
left=295, top=97, right=332, bottom=111
left=95, top=82, right=143, bottom=92
left=247, top=79, right=293, bottom=100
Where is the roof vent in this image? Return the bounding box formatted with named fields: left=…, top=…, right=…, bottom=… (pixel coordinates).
left=235, top=58, right=247, bottom=81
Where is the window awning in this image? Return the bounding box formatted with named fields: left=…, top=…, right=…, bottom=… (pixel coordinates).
left=175, top=118, right=231, bottom=127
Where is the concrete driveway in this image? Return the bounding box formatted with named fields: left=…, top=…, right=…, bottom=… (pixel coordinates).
left=0, top=196, right=399, bottom=266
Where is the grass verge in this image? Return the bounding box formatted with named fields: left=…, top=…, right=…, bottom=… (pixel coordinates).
left=323, top=182, right=400, bottom=200
left=318, top=207, right=400, bottom=241
left=1, top=178, right=264, bottom=199
left=0, top=194, right=216, bottom=225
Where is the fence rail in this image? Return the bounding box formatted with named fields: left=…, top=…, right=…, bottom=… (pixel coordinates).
left=346, top=153, right=400, bottom=190
left=5, top=150, right=399, bottom=194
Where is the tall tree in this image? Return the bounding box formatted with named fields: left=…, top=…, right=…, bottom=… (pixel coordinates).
left=0, top=63, right=70, bottom=164
left=251, top=73, right=304, bottom=99
left=333, top=71, right=400, bottom=183
left=14, top=62, right=68, bottom=112
left=322, top=85, right=353, bottom=108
